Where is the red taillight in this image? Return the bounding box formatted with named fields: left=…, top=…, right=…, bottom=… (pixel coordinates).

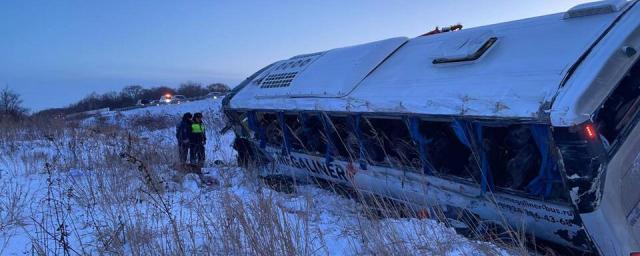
left=629, top=252, right=640, bottom=256
left=584, top=124, right=597, bottom=140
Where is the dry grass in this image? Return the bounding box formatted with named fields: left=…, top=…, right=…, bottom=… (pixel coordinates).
left=127, top=113, right=176, bottom=132
left=0, top=111, right=549, bottom=256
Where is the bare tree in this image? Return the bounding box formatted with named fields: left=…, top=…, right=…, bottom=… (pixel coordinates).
left=0, top=86, right=28, bottom=120
left=177, top=81, right=207, bottom=98
left=121, top=85, right=144, bottom=100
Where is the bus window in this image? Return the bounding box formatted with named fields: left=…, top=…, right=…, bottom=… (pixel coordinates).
left=227, top=111, right=249, bottom=137
left=284, top=114, right=305, bottom=151
left=257, top=112, right=282, bottom=147
left=483, top=125, right=541, bottom=192
left=359, top=117, right=385, bottom=164
left=238, top=111, right=252, bottom=138
left=328, top=115, right=360, bottom=161
left=302, top=114, right=327, bottom=155
left=595, top=59, right=640, bottom=149
left=362, top=117, right=421, bottom=170
left=419, top=121, right=480, bottom=183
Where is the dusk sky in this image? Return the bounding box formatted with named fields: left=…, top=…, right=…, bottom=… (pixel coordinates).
left=1, top=0, right=592, bottom=111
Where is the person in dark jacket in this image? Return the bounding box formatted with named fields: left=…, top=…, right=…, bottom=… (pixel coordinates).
left=176, top=112, right=193, bottom=164
left=189, top=112, right=207, bottom=166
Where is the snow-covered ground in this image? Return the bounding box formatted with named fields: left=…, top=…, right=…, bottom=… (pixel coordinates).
left=0, top=99, right=513, bottom=255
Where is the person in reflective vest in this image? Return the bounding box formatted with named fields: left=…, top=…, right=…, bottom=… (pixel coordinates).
left=176, top=112, right=193, bottom=164
left=189, top=112, right=207, bottom=166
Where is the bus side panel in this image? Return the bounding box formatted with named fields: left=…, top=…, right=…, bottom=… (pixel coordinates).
left=582, top=121, right=640, bottom=255
left=255, top=144, right=587, bottom=251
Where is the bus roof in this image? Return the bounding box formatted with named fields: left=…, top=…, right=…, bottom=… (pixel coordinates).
left=230, top=0, right=638, bottom=123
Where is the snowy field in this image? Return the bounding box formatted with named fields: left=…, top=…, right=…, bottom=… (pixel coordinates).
left=0, top=99, right=515, bottom=255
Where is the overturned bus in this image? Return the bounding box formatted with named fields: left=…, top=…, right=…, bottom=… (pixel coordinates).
left=223, top=0, right=640, bottom=254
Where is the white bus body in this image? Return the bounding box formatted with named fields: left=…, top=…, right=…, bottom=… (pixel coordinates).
left=224, top=1, right=640, bottom=254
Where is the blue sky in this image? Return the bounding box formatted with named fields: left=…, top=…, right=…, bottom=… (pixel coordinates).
left=0, top=0, right=592, bottom=111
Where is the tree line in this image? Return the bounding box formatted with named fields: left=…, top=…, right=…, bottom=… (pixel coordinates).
left=65, top=82, right=229, bottom=114
left=1, top=82, right=230, bottom=120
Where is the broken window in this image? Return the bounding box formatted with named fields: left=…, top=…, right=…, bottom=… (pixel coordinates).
left=359, top=117, right=385, bottom=164
left=300, top=114, right=327, bottom=155
left=327, top=115, right=360, bottom=160
left=227, top=111, right=250, bottom=137
left=284, top=113, right=305, bottom=151
left=360, top=117, right=421, bottom=170
left=419, top=120, right=480, bottom=182
left=257, top=112, right=282, bottom=147
left=482, top=125, right=541, bottom=192
left=595, top=59, right=640, bottom=149
left=246, top=112, right=263, bottom=146
left=235, top=111, right=247, bottom=131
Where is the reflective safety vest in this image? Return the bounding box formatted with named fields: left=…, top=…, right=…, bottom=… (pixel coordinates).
left=192, top=123, right=205, bottom=133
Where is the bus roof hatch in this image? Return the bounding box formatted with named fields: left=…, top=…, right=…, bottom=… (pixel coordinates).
left=564, top=0, right=628, bottom=19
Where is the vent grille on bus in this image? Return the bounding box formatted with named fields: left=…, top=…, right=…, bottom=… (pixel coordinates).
left=289, top=51, right=324, bottom=60
left=256, top=50, right=324, bottom=89
left=259, top=72, right=298, bottom=88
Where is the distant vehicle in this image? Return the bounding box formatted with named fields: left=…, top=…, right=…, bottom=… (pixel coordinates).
left=159, top=94, right=187, bottom=104
left=207, top=91, right=227, bottom=99
left=223, top=1, right=640, bottom=255
left=159, top=94, right=173, bottom=104
left=173, top=95, right=187, bottom=103
left=136, top=99, right=150, bottom=106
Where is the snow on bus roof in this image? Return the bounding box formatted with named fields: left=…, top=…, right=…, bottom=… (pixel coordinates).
left=230, top=2, right=626, bottom=120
